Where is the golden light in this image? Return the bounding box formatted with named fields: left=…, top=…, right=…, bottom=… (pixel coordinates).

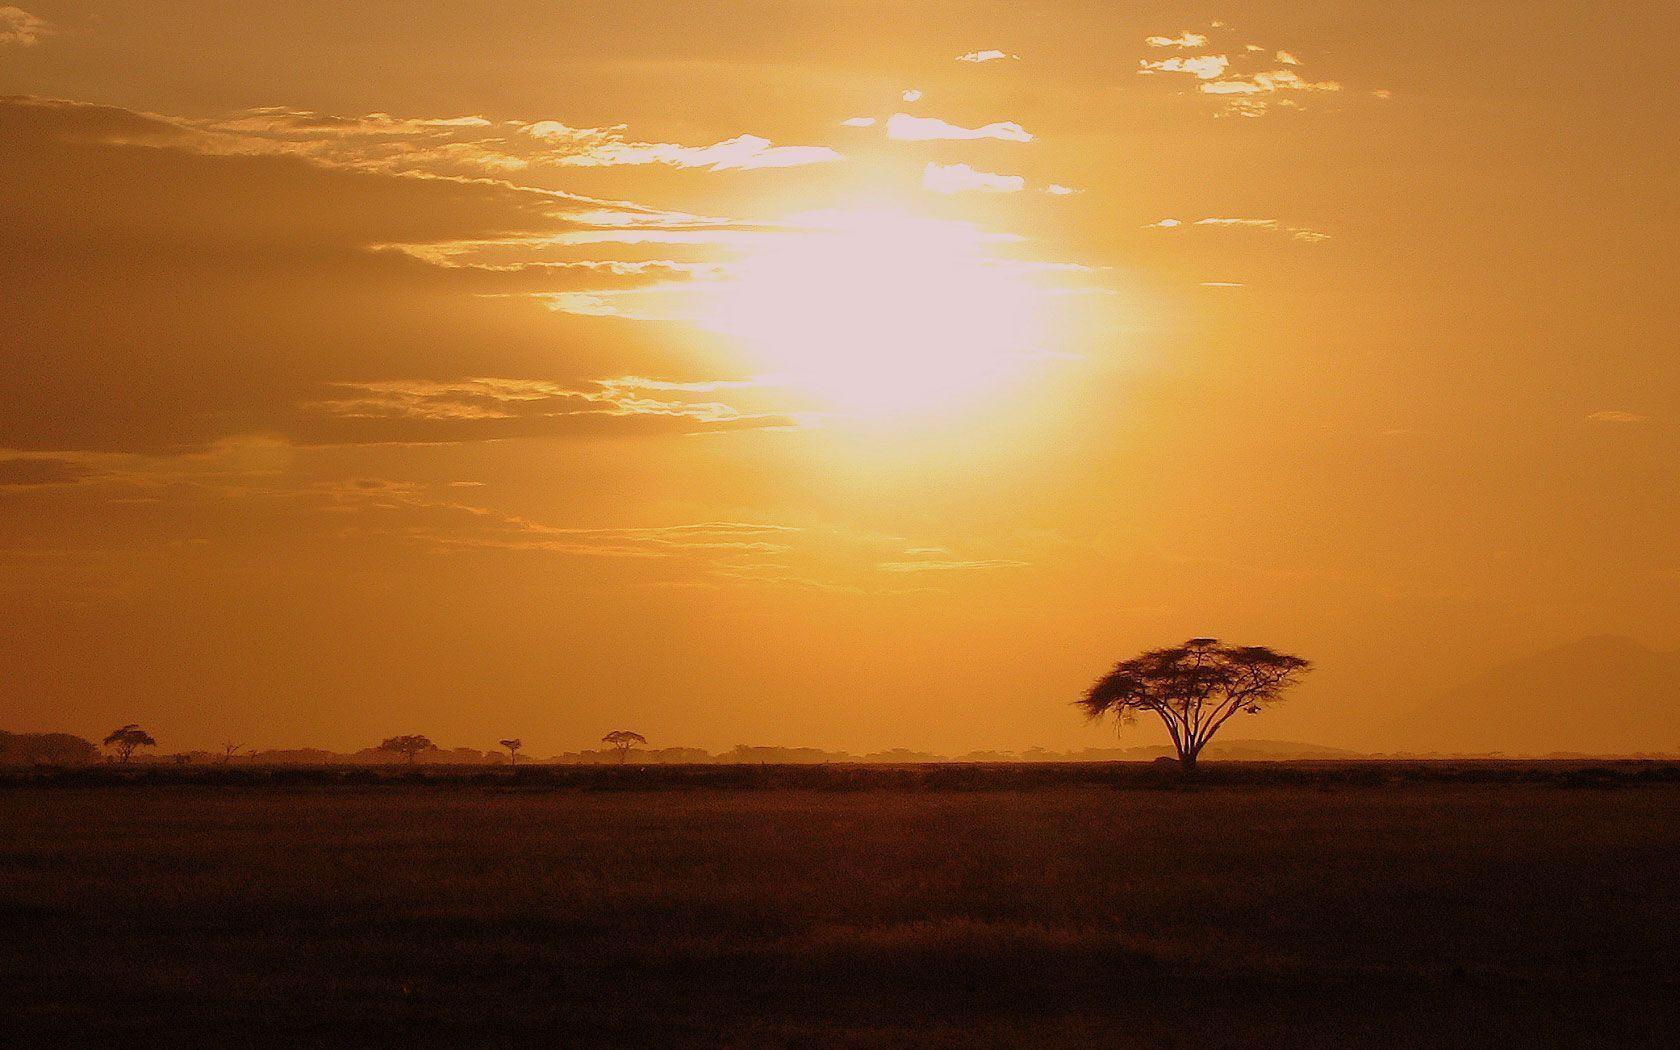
left=700, top=208, right=1052, bottom=415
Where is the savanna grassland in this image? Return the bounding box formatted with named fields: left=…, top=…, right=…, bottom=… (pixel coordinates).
left=3, top=767, right=1677, bottom=1047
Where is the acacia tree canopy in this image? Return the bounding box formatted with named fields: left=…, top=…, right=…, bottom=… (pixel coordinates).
left=1079, top=639, right=1311, bottom=769
left=103, top=724, right=157, bottom=762
left=376, top=734, right=437, bottom=763
left=602, top=731, right=647, bottom=763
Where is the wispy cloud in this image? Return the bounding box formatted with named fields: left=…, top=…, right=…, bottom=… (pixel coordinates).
left=922, top=162, right=1024, bottom=194
left=885, top=113, right=1033, bottom=142
left=0, top=6, right=50, bottom=46
left=187, top=106, right=844, bottom=176
left=0, top=456, right=94, bottom=487
left=878, top=556, right=1029, bottom=573
left=299, top=376, right=795, bottom=442
left=534, top=129, right=844, bottom=171
left=1148, top=217, right=1330, bottom=242
left=1145, top=31, right=1209, bottom=49
left=1201, top=69, right=1340, bottom=98
left=1138, top=55, right=1229, bottom=80
left=956, top=49, right=1017, bottom=63
left=1138, top=26, right=1344, bottom=115
left=1586, top=410, right=1647, bottom=423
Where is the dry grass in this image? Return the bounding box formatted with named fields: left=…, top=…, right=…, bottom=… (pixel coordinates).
left=2, top=775, right=1676, bottom=1046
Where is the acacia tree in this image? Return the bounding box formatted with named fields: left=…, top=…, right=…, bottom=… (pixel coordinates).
left=1079, top=639, right=1311, bottom=772
left=601, top=730, right=647, bottom=764
left=103, top=724, right=157, bottom=763
left=499, top=738, right=522, bottom=765
left=376, top=734, right=437, bottom=764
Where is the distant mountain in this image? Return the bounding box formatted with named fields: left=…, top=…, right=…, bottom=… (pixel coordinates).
left=1384, top=636, right=1680, bottom=756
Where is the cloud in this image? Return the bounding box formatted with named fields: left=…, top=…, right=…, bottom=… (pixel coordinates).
left=0, top=6, right=49, bottom=46
left=901, top=89, right=922, bottom=102
left=1044, top=184, right=1080, bottom=196
left=956, top=50, right=1016, bottom=63
left=877, top=556, right=1029, bottom=573
left=0, top=456, right=93, bottom=486
left=0, top=96, right=789, bottom=453
left=1138, top=55, right=1230, bottom=80
left=884, top=113, right=1033, bottom=142
left=1145, top=32, right=1208, bottom=48
left=515, top=119, right=842, bottom=170
left=174, top=106, right=845, bottom=177
left=211, top=109, right=495, bottom=139
left=839, top=116, right=877, bottom=127
left=1201, top=69, right=1340, bottom=97
left=1138, top=30, right=1344, bottom=115
left=426, top=517, right=802, bottom=560
left=544, top=132, right=843, bottom=171
left=1586, top=410, right=1647, bottom=423
left=1147, top=217, right=1330, bottom=241
left=299, top=482, right=808, bottom=562
left=921, top=162, right=1024, bottom=194
left=303, top=376, right=792, bottom=442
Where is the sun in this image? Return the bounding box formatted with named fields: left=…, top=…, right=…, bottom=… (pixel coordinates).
left=699, top=208, right=1051, bottom=415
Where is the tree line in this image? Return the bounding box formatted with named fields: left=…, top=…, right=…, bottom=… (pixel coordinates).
left=46, top=639, right=1312, bottom=773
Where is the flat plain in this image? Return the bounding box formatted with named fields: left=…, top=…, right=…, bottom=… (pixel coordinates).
left=2, top=765, right=1676, bottom=1047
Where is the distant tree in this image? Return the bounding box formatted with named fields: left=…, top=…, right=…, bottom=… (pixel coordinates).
left=499, top=738, right=522, bottom=765
left=602, top=730, right=647, bottom=763
left=376, top=735, right=437, bottom=764
left=0, top=731, right=100, bottom=767
left=1079, top=639, right=1311, bottom=772
left=221, top=742, right=241, bottom=765
left=103, top=724, right=157, bottom=763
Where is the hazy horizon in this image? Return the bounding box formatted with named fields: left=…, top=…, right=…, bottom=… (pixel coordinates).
left=4, top=2, right=1678, bottom=758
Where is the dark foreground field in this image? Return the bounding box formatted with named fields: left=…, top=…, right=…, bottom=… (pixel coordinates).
left=3, top=765, right=1677, bottom=1047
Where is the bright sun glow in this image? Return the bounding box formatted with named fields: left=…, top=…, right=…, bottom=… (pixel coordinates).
left=700, top=209, right=1050, bottom=414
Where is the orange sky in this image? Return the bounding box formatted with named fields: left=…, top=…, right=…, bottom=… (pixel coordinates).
left=2, top=2, right=1677, bottom=756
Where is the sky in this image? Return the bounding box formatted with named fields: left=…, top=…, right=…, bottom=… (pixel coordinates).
left=2, top=1, right=1678, bottom=756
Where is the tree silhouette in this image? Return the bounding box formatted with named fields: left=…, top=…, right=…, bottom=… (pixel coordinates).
left=102, top=724, right=157, bottom=763
left=376, top=735, right=437, bottom=764
left=602, top=730, right=647, bottom=763
left=499, top=738, right=522, bottom=765
left=1079, top=639, right=1311, bottom=772
left=221, top=742, right=241, bottom=765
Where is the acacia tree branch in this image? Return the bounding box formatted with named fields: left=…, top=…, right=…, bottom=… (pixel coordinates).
left=1150, top=703, right=1186, bottom=759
